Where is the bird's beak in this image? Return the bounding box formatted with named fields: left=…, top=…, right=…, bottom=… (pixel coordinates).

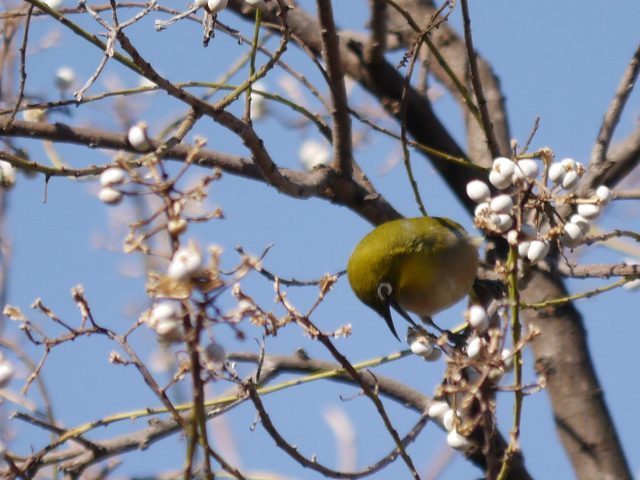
left=379, top=305, right=400, bottom=341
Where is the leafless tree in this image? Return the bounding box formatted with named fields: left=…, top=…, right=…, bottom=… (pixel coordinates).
left=0, top=1, right=638, bottom=479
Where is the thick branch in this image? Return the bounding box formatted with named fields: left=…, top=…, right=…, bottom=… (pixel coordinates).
left=0, top=119, right=400, bottom=224
left=520, top=271, right=631, bottom=479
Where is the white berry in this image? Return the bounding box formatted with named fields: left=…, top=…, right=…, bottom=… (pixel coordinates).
left=490, top=213, right=513, bottom=233
left=517, top=240, right=531, bottom=258
left=560, top=158, right=577, bottom=170
left=100, top=167, right=126, bottom=186
left=467, top=305, right=489, bottom=333
left=489, top=169, right=511, bottom=190
left=150, top=301, right=181, bottom=324
left=207, top=0, right=228, bottom=14
left=0, top=359, right=14, bottom=388
left=548, top=162, right=566, bottom=184
left=167, top=243, right=203, bottom=280
left=0, top=160, right=16, bottom=189
left=595, top=185, right=611, bottom=205
left=128, top=123, right=150, bottom=151
left=490, top=194, right=514, bottom=214
left=467, top=337, right=484, bottom=359
left=474, top=202, right=490, bottom=218
left=514, top=159, right=539, bottom=181
left=410, top=339, right=433, bottom=358
left=98, top=187, right=123, bottom=205
left=299, top=139, right=330, bottom=170
left=577, top=203, right=601, bottom=220
left=527, top=240, right=549, bottom=263
left=564, top=222, right=584, bottom=241
left=561, top=170, right=580, bottom=190
left=492, top=157, right=516, bottom=179
left=428, top=401, right=450, bottom=419
left=466, top=180, right=491, bottom=203
left=447, top=430, right=470, bottom=450
left=55, top=66, right=75, bottom=91
left=443, top=409, right=457, bottom=431
left=569, top=214, right=591, bottom=234
left=501, top=349, right=514, bottom=372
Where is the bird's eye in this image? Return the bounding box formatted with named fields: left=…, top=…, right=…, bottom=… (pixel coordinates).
left=377, top=282, right=393, bottom=301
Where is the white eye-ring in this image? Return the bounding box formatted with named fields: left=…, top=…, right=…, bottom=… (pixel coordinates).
left=377, top=282, right=393, bottom=301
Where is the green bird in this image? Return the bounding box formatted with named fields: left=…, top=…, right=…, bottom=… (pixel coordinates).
left=347, top=217, right=479, bottom=339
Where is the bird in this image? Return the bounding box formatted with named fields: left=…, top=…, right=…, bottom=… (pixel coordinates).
left=346, top=216, right=479, bottom=340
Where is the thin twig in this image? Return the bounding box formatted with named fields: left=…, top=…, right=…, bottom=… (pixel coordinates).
left=521, top=278, right=630, bottom=309
left=460, top=0, right=501, bottom=159
left=8, top=4, right=33, bottom=125
left=590, top=42, right=640, bottom=164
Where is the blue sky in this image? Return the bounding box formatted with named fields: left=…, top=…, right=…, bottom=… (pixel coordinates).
left=3, top=1, right=640, bottom=478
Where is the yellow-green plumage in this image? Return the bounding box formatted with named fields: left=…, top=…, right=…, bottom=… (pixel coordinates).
left=347, top=217, right=479, bottom=338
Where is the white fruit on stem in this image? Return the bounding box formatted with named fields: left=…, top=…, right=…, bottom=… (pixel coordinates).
left=442, top=409, right=457, bottom=431
left=467, top=337, right=484, bottom=359
left=560, top=158, right=577, bottom=170
left=98, top=187, right=123, bottom=204
left=517, top=241, right=531, bottom=258
left=474, top=202, right=490, bottom=218
left=490, top=213, right=513, bottom=232
left=447, top=430, right=470, bottom=449
left=299, top=139, right=331, bottom=170
left=595, top=185, right=611, bottom=205
left=467, top=305, right=489, bottom=333
left=466, top=180, right=491, bottom=203
left=100, top=167, right=126, bottom=186
left=128, top=122, right=151, bottom=151
left=207, top=0, right=227, bottom=14
left=527, top=240, right=549, bottom=263
left=577, top=203, right=601, bottom=220
left=548, top=163, right=566, bottom=184
left=0, top=359, right=13, bottom=387
left=490, top=194, right=514, bottom=214
left=561, top=170, right=579, bottom=190
left=410, top=339, right=433, bottom=357
left=570, top=214, right=591, bottom=234
left=167, top=242, right=203, bottom=280
left=489, top=169, right=511, bottom=190
left=514, top=159, right=539, bottom=180
left=428, top=401, right=450, bottom=419
left=501, top=349, right=514, bottom=372
left=0, top=160, right=16, bottom=188
left=55, top=66, right=75, bottom=91
left=492, top=157, right=516, bottom=179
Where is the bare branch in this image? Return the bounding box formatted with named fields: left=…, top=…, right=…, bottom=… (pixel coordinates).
left=316, top=0, right=353, bottom=176
left=459, top=0, right=501, bottom=159
left=590, top=42, right=640, bottom=164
